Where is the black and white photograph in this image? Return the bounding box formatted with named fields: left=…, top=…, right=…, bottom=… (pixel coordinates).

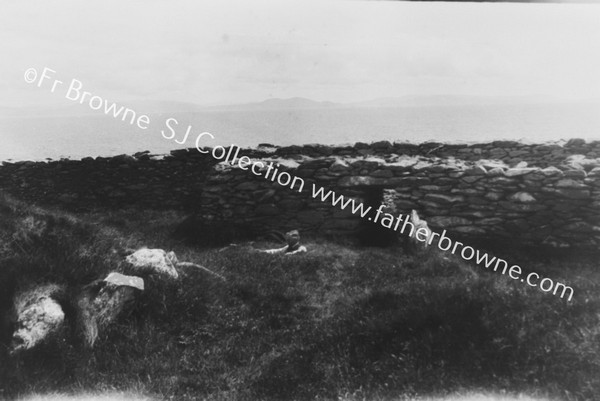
left=1, top=0, right=600, bottom=400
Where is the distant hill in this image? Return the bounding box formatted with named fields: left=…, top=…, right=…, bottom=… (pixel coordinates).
left=204, top=97, right=338, bottom=111
left=3, top=95, right=597, bottom=118
left=347, top=95, right=573, bottom=108
left=204, top=95, right=592, bottom=112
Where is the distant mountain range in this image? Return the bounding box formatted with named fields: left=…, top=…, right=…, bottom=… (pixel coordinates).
left=204, top=95, right=599, bottom=111
left=2, top=95, right=598, bottom=118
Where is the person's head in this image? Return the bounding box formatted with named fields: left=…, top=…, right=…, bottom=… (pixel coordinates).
left=285, top=230, right=300, bottom=247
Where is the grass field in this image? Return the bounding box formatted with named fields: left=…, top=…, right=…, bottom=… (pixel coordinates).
left=0, top=193, right=599, bottom=401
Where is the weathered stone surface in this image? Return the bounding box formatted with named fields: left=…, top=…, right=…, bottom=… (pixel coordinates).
left=509, top=192, right=536, bottom=203
left=556, top=188, right=591, bottom=199
left=413, top=161, right=433, bottom=170
left=563, top=221, right=595, bottom=233
left=485, top=192, right=504, bottom=201
left=453, top=226, right=486, bottom=235
left=541, top=166, right=563, bottom=176
left=588, top=167, right=600, bottom=177
left=104, top=272, right=145, bottom=290
left=428, top=216, right=472, bottom=227
left=564, top=170, right=586, bottom=179
left=479, top=218, right=504, bottom=225
left=487, top=167, right=505, bottom=176
left=372, top=140, right=392, bottom=150
left=505, top=168, right=537, bottom=177
left=423, top=165, right=447, bottom=173
left=125, top=248, right=179, bottom=279
left=10, top=284, right=66, bottom=353
left=556, top=179, right=587, bottom=188
left=499, top=201, right=545, bottom=212
left=461, top=176, right=482, bottom=183
left=420, top=185, right=451, bottom=192
left=77, top=274, right=142, bottom=347
left=387, top=177, right=431, bottom=186
left=371, top=169, right=394, bottom=178
left=489, top=147, right=507, bottom=157
left=566, top=138, right=586, bottom=147
left=329, top=159, right=350, bottom=172
left=424, top=194, right=465, bottom=204
left=432, top=177, right=456, bottom=185
left=338, top=176, right=384, bottom=187
left=464, top=166, right=487, bottom=176
left=515, top=161, right=528, bottom=168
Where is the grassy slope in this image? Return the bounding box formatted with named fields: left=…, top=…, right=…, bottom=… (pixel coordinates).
left=0, top=194, right=599, bottom=401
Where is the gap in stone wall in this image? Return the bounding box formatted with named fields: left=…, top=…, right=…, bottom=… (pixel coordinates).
left=357, top=186, right=397, bottom=247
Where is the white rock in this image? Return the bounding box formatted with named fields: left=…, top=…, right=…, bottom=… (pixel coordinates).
left=11, top=285, right=65, bottom=353
left=77, top=278, right=140, bottom=348
left=125, top=248, right=179, bottom=279
left=504, top=168, right=538, bottom=177
left=104, top=272, right=145, bottom=290
left=509, top=192, right=536, bottom=203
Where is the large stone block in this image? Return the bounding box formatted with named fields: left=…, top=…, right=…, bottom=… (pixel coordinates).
left=464, top=166, right=487, bottom=176
left=428, top=216, right=472, bottom=227
left=424, top=194, right=465, bottom=204
left=10, top=284, right=66, bottom=353
left=126, top=248, right=179, bottom=279
left=556, top=179, right=587, bottom=189
left=370, top=169, right=394, bottom=178
left=509, top=192, right=536, bottom=203
left=505, top=168, right=538, bottom=177
left=338, top=176, right=385, bottom=187
left=499, top=201, right=545, bottom=212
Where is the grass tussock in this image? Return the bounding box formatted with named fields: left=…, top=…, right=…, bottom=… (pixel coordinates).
left=0, top=193, right=599, bottom=401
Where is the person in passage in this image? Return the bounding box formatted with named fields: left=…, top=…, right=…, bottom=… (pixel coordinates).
left=261, top=230, right=307, bottom=255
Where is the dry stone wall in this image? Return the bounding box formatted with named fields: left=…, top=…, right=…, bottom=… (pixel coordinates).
left=1, top=139, right=599, bottom=248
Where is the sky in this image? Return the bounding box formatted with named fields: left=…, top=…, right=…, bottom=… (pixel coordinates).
left=1, top=0, right=599, bottom=109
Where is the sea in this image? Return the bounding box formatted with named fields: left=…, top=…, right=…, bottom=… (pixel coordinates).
left=1, top=102, right=599, bottom=162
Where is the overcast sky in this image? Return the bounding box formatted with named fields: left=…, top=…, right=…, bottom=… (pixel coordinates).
left=1, top=0, right=599, bottom=109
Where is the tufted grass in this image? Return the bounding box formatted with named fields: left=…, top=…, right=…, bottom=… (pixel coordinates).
left=0, top=194, right=599, bottom=401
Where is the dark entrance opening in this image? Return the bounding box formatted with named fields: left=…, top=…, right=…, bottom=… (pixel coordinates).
left=357, top=187, right=397, bottom=247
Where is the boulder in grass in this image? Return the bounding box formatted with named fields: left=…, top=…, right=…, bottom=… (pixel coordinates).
left=125, top=248, right=179, bottom=279
left=76, top=272, right=144, bottom=348
left=10, top=284, right=65, bottom=354
left=104, top=272, right=144, bottom=290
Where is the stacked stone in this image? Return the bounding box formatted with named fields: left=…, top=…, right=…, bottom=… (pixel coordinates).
left=196, top=140, right=600, bottom=247
left=0, top=151, right=216, bottom=210
left=271, top=138, right=600, bottom=168
left=0, top=140, right=599, bottom=248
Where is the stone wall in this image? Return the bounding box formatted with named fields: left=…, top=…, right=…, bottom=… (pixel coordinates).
left=1, top=139, right=599, bottom=248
